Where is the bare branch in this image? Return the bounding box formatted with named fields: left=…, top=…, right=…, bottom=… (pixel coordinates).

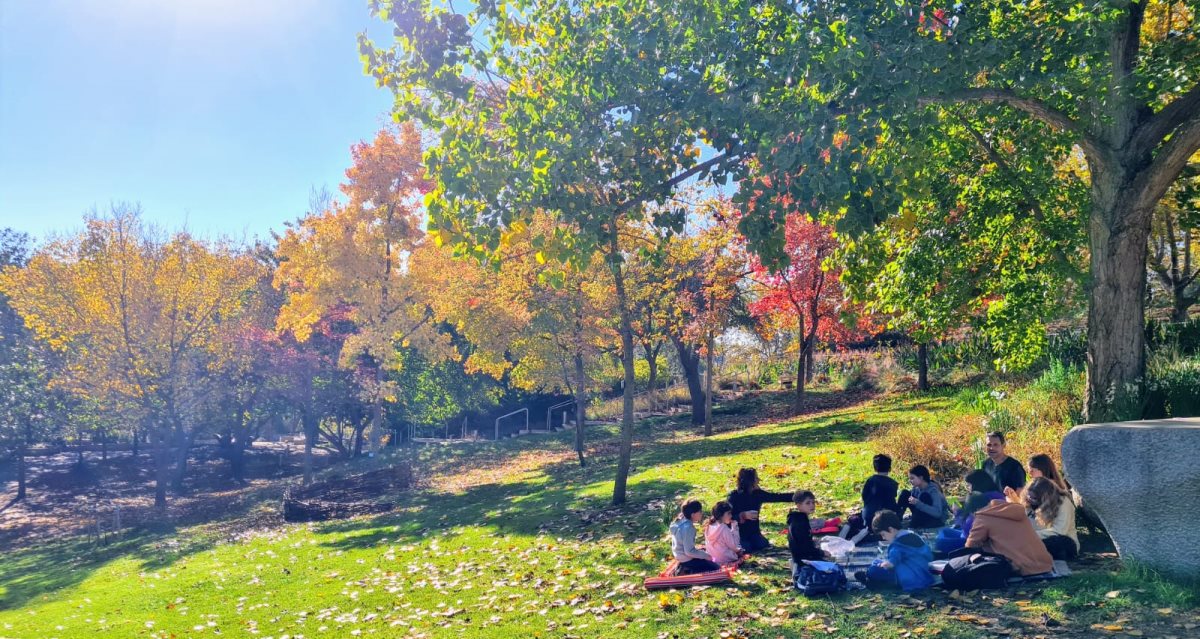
left=920, top=88, right=1105, bottom=162
left=614, top=147, right=743, bottom=215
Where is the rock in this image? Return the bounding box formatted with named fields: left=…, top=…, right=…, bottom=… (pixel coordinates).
left=1061, top=418, right=1200, bottom=580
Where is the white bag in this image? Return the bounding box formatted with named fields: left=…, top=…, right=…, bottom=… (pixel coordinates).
left=820, top=536, right=855, bottom=559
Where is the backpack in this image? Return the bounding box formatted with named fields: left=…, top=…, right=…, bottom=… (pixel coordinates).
left=794, top=560, right=847, bottom=597
left=934, top=527, right=967, bottom=555
left=940, top=552, right=1011, bottom=591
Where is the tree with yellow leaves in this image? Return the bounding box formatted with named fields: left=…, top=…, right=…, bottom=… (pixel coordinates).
left=274, top=123, right=451, bottom=452
left=420, top=213, right=616, bottom=464
left=0, top=206, right=261, bottom=509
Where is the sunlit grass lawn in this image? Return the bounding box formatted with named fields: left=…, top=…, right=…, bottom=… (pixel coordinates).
left=1, top=391, right=1196, bottom=638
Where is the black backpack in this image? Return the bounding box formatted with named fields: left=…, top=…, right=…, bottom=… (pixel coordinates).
left=794, top=561, right=847, bottom=597
left=941, top=552, right=1011, bottom=590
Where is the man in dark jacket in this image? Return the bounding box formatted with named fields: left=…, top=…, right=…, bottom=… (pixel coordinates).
left=981, top=432, right=1026, bottom=492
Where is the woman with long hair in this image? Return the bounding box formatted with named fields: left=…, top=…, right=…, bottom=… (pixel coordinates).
left=1022, top=477, right=1079, bottom=561
left=726, top=468, right=794, bottom=552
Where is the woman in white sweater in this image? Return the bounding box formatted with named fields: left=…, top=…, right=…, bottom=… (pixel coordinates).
left=1022, top=477, right=1079, bottom=560
left=704, top=501, right=743, bottom=565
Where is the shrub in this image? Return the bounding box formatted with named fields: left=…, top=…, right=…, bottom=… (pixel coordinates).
left=874, top=413, right=985, bottom=482
left=1144, top=355, right=1200, bottom=418
left=876, top=371, right=1084, bottom=486
left=832, top=360, right=876, bottom=392
left=1147, top=318, right=1200, bottom=356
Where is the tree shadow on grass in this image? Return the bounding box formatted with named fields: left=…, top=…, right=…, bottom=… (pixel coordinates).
left=0, top=482, right=283, bottom=612
left=317, top=401, right=880, bottom=554
left=317, top=476, right=697, bottom=552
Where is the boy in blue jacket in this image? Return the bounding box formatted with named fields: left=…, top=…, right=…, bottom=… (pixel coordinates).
left=856, top=510, right=934, bottom=592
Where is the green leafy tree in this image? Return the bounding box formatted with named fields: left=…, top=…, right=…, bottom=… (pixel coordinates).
left=838, top=110, right=1090, bottom=384
left=708, top=0, right=1200, bottom=420
left=0, top=229, right=59, bottom=502
left=368, top=0, right=1200, bottom=420
left=363, top=1, right=742, bottom=504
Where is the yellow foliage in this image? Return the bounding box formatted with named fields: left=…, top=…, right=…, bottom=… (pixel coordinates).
left=0, top=208, right=261, bottom=408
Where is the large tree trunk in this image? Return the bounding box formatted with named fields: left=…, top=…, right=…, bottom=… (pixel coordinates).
left=573, top=352, right=587, bottom=467
left=1085, top=184, right=1155, bottom=422
left=131, top=427, right=139, bottom=459
left=611, top=254, right=637, bottom=506
left=704, top=332, right=714, bottom=436
left=672, top=334, right=706, bottom=425
left=917, top=341, right=930, bottom=391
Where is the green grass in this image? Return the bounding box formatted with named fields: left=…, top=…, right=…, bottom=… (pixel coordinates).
left=1, top=391, right=1196, bottom=639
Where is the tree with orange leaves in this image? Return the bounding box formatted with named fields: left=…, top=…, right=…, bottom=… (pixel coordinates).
left=275, top=123, right=450, bottom=452
left=749, top=213, right=870, bottom=412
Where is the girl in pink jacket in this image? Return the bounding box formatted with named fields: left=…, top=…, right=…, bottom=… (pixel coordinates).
left=704, top=501, right=744, bottom=565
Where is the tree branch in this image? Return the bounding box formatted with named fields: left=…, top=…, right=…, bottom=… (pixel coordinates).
left=614, top=147, right=743, bottom=215
left=1135, top=111, right=1200, bottom=209
left=919, top=88, right=1104, bottom=162
left=1132, top=83, right=1200, bottom=156
left=953, top=112, right=1076, bottom=270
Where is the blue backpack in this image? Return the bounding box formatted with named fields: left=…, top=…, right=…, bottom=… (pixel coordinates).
left=935, top=528, right=967, bottom=555
left=794, top=560, right=847, bottom=597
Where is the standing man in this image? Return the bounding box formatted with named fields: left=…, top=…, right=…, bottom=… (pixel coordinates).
left=982, top=432, right=1026, bottom=492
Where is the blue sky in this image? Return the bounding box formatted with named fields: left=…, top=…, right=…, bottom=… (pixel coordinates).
left=0, top=0, right=396, bottom=242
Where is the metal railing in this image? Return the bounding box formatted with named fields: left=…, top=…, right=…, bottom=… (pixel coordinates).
left=494, top=408, right=528, bottom=440
left=545, top=399, right=576, bottom=431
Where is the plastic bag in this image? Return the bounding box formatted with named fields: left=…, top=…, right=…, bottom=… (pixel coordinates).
left=820, top=536, right=855, bottom=559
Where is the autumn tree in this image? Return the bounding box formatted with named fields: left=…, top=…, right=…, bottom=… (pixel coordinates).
left=275, top=123, right=450, bottom=453
left=203, top=247, right=287, bottom=483
left=0, top=208, right=260, bottom=509
left=372, top=0, right=1200, bottom=420
left=419, top=216, right=616, bottom=465
left=749, top=213, right=867, bottom=410
left=364, top=0, right=745, bottom=504
left=665, top=201, right=745, bottom=434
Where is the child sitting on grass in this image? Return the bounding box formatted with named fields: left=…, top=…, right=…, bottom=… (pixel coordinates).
left=856, top=510, right=935, bottom=592
left=704, top=501, right=743, bottom=565
left=897, top=465, right=949, bottom=529
left=861, top=454, right=899, bottom=533
left=787, top=490, right=830, bottom=578
left=669, top=499, right=721, bottom=575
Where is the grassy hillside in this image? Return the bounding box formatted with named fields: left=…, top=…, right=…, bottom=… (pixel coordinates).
left=1, top=390, right=1196, bottom=639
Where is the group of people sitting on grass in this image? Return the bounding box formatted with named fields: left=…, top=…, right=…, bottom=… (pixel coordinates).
left=668, top=431, right=1081, bottom=592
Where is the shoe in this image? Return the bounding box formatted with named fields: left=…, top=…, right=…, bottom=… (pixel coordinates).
left=854, top=570, right=868, bottom=583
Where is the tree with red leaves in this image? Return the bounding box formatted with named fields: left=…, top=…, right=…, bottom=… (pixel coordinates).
left=749, top=213, right=867, bottom=411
